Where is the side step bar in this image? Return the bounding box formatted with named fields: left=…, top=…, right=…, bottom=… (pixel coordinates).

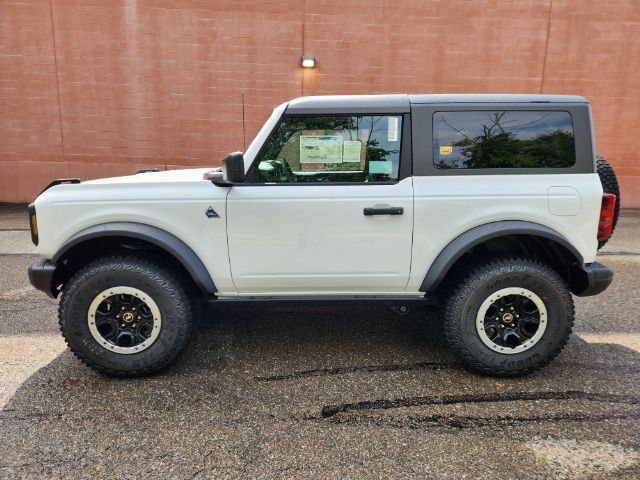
left=209, top=295, right=438, bottom=308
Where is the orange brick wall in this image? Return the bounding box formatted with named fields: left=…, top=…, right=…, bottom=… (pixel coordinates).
left=1, top=0, right=639, bottom=206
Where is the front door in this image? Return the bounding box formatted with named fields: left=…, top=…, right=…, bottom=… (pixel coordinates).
left=225, top=113, right=414, bottom=295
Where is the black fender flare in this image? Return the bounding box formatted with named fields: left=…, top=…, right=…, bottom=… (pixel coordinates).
left=420, top=220, right=584, bottom=292
left=53, top=222, right=216, bottom=294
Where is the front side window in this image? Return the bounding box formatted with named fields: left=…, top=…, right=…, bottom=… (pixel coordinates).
left=433, top=110, right=575, bottom=169
left=248, top=115, right=403, bottom=183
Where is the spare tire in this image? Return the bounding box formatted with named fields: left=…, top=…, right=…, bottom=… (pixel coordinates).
left=596, top=155, right=621, bottom=249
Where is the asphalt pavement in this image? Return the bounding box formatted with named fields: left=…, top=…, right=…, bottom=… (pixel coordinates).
left=0, top=204, right=638, bottom=479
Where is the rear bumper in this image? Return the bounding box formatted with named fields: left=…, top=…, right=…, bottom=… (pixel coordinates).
left=28, top=258, right=58, bottom=298
left=570, top=261, right=613, bottom=297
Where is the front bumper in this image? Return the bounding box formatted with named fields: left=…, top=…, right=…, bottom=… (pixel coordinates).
left=28, top=258, right=58, bottom=298
left=570, top=261, right=613, bottom=297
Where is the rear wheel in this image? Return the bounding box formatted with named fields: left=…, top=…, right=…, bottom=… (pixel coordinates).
left=59, top=255, right=195, bottom=376
left=596, top=155, right=621, bottom=249
left=443, top=258, right=574, bottom=376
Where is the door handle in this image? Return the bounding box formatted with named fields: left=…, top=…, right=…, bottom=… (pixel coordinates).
left=363, top=207, right=404, bottom=216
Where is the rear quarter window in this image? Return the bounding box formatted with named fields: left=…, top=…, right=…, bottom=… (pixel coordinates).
left=433, top=110, right=575, bottom=169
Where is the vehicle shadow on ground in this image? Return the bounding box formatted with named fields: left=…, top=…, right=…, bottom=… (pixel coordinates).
left=4, top=305, right=640, bottom=415
left=1, top=306, right=639, bottom=478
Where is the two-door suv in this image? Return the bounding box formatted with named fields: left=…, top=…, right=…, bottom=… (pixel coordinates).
left=28, top=94, right=619, bottom=377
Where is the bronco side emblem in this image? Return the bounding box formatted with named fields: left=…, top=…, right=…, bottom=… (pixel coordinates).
left=205, top=206, right=219, bottom=218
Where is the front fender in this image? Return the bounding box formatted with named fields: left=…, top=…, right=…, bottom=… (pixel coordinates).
left=53, top=222, right=217, bottom=294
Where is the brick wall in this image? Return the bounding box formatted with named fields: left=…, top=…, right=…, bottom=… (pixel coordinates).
left=1, top=0, right=639, bottom=206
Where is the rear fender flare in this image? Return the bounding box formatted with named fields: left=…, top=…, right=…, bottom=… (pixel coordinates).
left=420, top=220, right=583, bottom=292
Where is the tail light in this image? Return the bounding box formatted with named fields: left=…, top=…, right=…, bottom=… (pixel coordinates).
left=597, top=193, right=616, bottom=242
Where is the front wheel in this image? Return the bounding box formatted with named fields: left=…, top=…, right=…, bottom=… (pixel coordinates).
left=59, top=255, right=195, bottom=376
left=443, top=258, right=574, bottom=376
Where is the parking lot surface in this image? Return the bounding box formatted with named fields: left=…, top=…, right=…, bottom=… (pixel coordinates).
left=0, top=204, right=639, bottom=479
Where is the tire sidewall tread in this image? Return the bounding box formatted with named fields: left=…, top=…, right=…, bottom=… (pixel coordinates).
left=443, top=257, right=574, bottom=377
left=596, top=155, right=621, bottom=249
left=59, top=255, right=195, bottom=377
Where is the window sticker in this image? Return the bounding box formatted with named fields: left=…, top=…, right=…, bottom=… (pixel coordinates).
left=300, top=135, right=344, bottom=163
left=387, top=117, right=398, bottom=142
left=439, top=145, right=453, bottom=155
left=342, top=140, right=362, bottom=163
left=369, top=161, right=392, bottom=175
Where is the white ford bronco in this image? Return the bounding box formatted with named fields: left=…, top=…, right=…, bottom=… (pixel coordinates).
left=28, top=94, right=619, bottom=377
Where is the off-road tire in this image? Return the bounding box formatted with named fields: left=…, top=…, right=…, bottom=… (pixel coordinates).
left=596, top=155, right=620, bottom=249
left=443, top=258, right=574, bottom=377
left=59, top=255, right=195, bottom=377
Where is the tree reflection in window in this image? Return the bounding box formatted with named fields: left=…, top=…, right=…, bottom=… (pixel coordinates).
left=433, top=111, right=575, bottom=169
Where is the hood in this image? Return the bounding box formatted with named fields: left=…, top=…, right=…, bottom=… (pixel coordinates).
left=34, top=167, right=228, bottom=208
left=81, top=167, right=218, bottom=185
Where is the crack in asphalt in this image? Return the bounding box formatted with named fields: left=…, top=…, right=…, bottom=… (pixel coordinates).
left=0, top=412, right=51, bottom=422
left=325, top=412, right=640, bottom=431
left=320, top=390, right=640, bottom=418
left=254, top=361, right=449, bottom=382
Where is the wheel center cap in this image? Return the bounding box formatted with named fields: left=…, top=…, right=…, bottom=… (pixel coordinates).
left=122, top=311, right=135, bottom=323
left=502, top=312, right=514, bottom=323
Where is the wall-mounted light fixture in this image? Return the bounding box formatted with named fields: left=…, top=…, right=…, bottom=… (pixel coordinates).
left=301, top=55, right=316, bottom=68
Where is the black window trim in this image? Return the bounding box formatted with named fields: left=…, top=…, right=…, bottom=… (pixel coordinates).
left=240, top=112, right=412, bottom=186
left=411, top=103, right=594, bottom=176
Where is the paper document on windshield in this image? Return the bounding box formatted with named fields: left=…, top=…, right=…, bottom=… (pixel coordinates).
left=300, top=135, right=344, bottom=163
left=342, top=140, right=362, bottom=163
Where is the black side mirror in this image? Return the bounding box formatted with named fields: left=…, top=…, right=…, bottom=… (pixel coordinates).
left=209, top=152, right=246, bottom=186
